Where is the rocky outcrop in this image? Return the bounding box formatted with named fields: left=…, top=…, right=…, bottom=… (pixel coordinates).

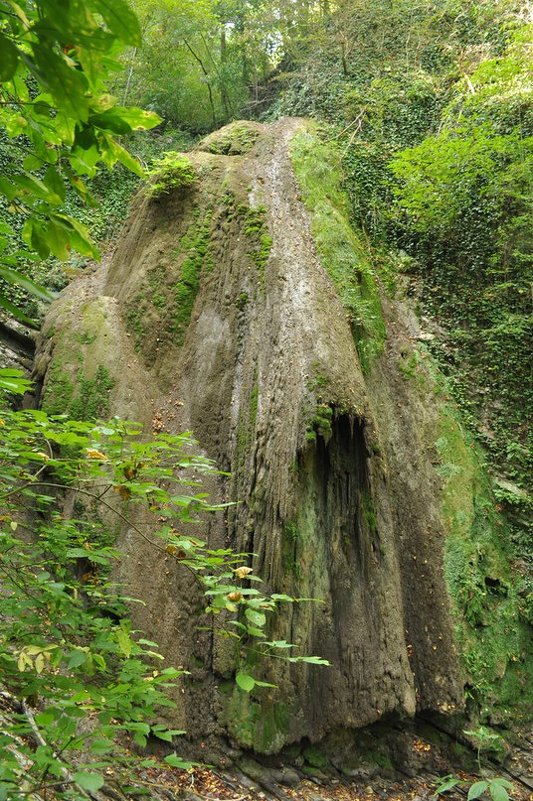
left=34, top=118, right=466, bottom=754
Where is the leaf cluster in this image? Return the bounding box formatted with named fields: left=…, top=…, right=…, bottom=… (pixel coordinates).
left=0, top=0, right=160, bottom=322
left=145, top=151, right=197, bottom=198
left=434, top=774, right=514, bottom=801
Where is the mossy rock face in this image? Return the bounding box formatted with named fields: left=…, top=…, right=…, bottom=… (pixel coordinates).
left=39, top=298, right=119, bottom=421
left=437, top=404, right=532, bottom=722
left=197, top=121, right=263, bottom=156
left=33, top=117, right=527, bottom=754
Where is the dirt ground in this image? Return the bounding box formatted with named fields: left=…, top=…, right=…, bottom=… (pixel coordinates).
left=130, top=762, right=533, bottom=801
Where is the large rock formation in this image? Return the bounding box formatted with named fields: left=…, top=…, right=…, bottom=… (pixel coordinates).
left=33, top=118, right=467, bottom=754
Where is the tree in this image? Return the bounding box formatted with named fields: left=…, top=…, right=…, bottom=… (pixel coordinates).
left=0, top=0, right=160, bottom=324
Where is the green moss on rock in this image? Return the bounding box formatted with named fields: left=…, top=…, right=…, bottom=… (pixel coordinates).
left=282, top=519, right=301, bottom=579
left=172, top=213, right=213, bottom=345
left=234, top=381, right=260, bottom=474
left=44, top=365, right=76, bottom=416
left=123, top=208, right=215, bottom=352
left=198, top=121, right=262, bottom=156
left=237, top=204, right=273, bottom=283
left=290, top=125, right=386, bottom=373
left=305, top=403, right=334, bottom=442
left=226, top=691, right=290, bottom=754
left=44, top=362, right=115, bottom=421
left=42, top=300, right=116, bottom=421
left=437, top=402, right=532, bottom=721
left=69, top=365, right=115, bottom=420
left=303, top=745, right=330, bottom=770
left=145, top=152, right=197, bottom=199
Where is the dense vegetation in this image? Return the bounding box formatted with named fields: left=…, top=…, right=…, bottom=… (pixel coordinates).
left=0, top=0, right=531, bottom=797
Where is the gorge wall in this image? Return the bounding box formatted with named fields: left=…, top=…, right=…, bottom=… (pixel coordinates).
left=33, top=118, right=519, bottom=756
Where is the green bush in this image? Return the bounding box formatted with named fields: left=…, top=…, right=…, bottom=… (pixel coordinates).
left=145, top=152, right=198, bottom=198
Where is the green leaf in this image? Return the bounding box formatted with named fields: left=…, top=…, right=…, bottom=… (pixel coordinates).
left=434, top=775, right=461, bottom=795
left=489, top=787, right=508, bottom=801
left=152, top=729, right=173, bottom=742
left=235, top=672, right=255, bottom=692
left=261, top=640, right=295, bottom=649
left=73, top=772, right=104, bottom=792
left=0, top=265, right=52, bottom=302
left=35, top=710, right=56, bottom=726
left=55, top=214, right=100, bottom=259
left=164, top=753, right=196, bottom=770
left=245, top=608, right=266, bottom=628
left=23, top=155, right=44, bottom=171
left=0, top=35, right=18, bottom=81
left=102, top=136, right=145, bottom=177
left=31, top=44, right=90, bottom=122
left=110, top=106, right=161, bottom=131
left=11, top=173, right=62, bottom=205
left=288, top=655, right=330, bottom=665
left=0, top=367, right=32, bottom=394
left=41, top=219, right=71, bottom=260
left=92, top=0, right=142, bottom=46
left=67, top=649, right=88, bottom=669
left=116, top=627, right=132, bottom=657
left=245, top=625, right=264, bottom=637
left=490, top=781, right=512, bottom=801
left=491, top=779, right=513, bottom=790
left=468, top=781, right=489, bottom=800
left=90, top=109, right=133, bottom=135
left=43, top=166, right=66, bottom=203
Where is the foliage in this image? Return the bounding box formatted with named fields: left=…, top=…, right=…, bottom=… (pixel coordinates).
left=0, top=368, right=326, bottom=799
left=145, top=152, right=197, bottom=198
left=116, top=0, right=271, bottom=131
left=389, top=27, right=532, bottom=493
left=435, top=727, right=513, bottom=800
left=0, top=0, right=160, bottom=322
left=434, top=774, right=514, bottom=801
left=390, top=124, right=531, bottom=232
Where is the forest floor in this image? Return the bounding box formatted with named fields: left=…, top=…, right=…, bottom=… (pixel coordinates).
left=130, top=762, right=533, bottom=801
left=129, top=734, right=533, bottom=801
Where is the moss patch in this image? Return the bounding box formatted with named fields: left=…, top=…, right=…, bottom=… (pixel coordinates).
left=234, top=380, right=260, bottom=475
left=282, top=519, right=302, bottom=579
left=236, top=203, right=273, bottom=284
left=198, top=121, right=262, bottom=156
left=145, top=152, right=197, bottom=199
left=290, top=124, right=386, bottom=373
left=437, top=401, right=532, bottom=722
left=225, top=690, right=290, bottom=753
left=123, top=207, right=214, bottom=352
left=305, top=403, right=334, bottom=443
left=43, top=301, right=116, bottom=420
left=303, top=745, right=330, bottom=770
left=172, top=211, right=214, bottom=344
left=44, top=362, right=115, bottom=421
